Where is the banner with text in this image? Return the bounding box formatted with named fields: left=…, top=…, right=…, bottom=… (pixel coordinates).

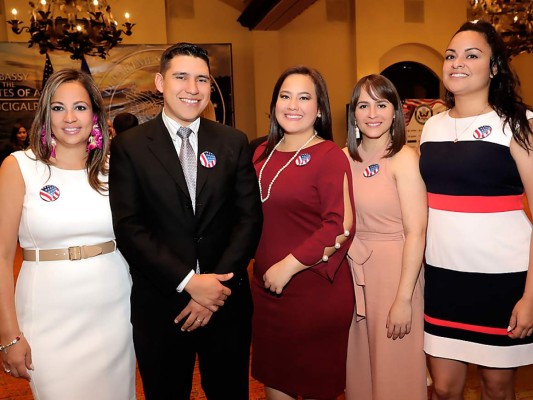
left=0, top=43, right=234, bottom=147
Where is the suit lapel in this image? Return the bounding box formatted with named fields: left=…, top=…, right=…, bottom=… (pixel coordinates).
left=196, top=119, right=225, bottom=220
left=146, top=115, right=191, bottom=201
left=196, top=119, right=221, bottom=198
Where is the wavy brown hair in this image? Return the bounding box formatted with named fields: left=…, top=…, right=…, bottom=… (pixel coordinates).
left=29, top=69, right=110, bottom=193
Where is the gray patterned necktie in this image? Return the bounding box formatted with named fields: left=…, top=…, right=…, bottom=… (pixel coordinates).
left=177, top=126, right=197, bottom=211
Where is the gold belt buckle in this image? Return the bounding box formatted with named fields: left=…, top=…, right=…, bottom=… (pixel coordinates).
left=68, top=246, right=82, bottom=261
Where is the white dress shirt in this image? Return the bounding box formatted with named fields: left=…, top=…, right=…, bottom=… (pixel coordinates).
left=161, top=109, right=199, bottom=292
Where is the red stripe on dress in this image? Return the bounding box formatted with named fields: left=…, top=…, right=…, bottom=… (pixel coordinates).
left=425, top=314, right=508, bottom=336
left=428, top=193, right=523, bottom=213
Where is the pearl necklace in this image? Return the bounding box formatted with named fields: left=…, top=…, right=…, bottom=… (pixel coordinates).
left=258, top=132, right=317, bottom=203
left=453, top=105, right=490, bottom=143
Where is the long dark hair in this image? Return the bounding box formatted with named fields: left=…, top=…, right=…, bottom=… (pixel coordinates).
left=29, top=69, right=110, bottom=194
left=10, top=124, right=29, bottom=150
left=347, top=74, right=405, bottom=162
left=255, top=65, right=332, bottom=163
left=446, top=20, right=532, bottom=150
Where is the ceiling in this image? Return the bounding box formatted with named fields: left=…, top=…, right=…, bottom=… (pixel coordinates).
left=219, top=0, right=252, bottom=12
left=219, top=0, right=318, bottom=30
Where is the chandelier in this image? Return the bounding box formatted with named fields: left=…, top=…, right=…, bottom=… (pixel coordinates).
left=468, top=0, right=532, bottom=58
left=7, top=0, right=135, bottom=60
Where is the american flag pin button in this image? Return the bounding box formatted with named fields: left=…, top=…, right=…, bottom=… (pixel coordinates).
left=40, top=184, right=60, bottom=202
left=199, top=151, right=217, bottom=168
left=295, top=153, right=311, bottom=166
left=473, top=125, right=492, bottom=140
left=363, top=163, right=380, bottom=178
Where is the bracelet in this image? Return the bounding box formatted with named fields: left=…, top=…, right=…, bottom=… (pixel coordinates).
left=0, top=332, right=23, bottom=353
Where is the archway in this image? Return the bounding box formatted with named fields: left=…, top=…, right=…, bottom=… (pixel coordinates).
left=381, top=61, right=440, bottom=99
left=379, top=43, right=445, bottom=99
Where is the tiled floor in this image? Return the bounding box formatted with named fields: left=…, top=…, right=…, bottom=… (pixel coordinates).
left=3, top=246, right=533, bottom=399
left=2, top=363, right=533, bottom=399
left=0, top=362, right=267, bottom=400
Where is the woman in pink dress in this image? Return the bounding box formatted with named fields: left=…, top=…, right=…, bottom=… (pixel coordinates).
left=252, top=65, right=354, bottom=400
left=344, top=74, right=427, bottom=399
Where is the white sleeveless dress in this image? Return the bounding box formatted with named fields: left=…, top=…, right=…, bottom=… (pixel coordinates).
left=12, top=150, right=136, bottom=400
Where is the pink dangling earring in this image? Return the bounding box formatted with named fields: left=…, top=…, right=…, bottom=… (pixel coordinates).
left=40, top=125, right=46, bottom=146
left=87, top=115, right=103, bottom=152
left=51, top=135, right=57, bottom=158
left=40, top=125, right=57, bottom=158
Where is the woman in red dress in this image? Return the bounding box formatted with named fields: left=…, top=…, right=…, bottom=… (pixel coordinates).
left=252, top=65, right=355, bottom=400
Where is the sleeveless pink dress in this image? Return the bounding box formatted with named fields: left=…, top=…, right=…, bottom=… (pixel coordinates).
left=345, top=146, right=426, bottom=400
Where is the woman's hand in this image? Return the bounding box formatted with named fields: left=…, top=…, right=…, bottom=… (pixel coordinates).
left=1, top=335, right=32, bottom=381
left=263, top=255, right=302, bottom=294
left=386, top=298, right=412, bottom=340
left=508, top=295, right=533, bottom=339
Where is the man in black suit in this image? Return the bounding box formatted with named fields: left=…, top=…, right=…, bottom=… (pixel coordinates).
left=109, top=43, right=262, bottom=400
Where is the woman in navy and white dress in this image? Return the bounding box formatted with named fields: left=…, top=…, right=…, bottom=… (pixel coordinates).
left=419, top=21, right=533, bottom=399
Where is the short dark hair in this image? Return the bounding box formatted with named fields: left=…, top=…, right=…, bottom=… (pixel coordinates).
left=446, top=20, right=532, bottom=150
left=160, top=42, right=210, bottom=75
left=347, top=74, right=405, bottom=162
left=256, top=65, right=332, bottom=163
left=113, top=112, right=139, bottom=135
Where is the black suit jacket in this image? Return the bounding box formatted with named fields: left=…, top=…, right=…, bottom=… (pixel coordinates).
left=109, top=114, right=262, bottom=322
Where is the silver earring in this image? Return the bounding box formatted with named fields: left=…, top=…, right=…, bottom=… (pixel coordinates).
left=317, top=112, right=322, bottom=118
left=355, top=125, right=361, bottom=139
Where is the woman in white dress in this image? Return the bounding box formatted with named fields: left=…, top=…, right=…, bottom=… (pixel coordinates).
left=0, top=69, right=136, bottom=400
